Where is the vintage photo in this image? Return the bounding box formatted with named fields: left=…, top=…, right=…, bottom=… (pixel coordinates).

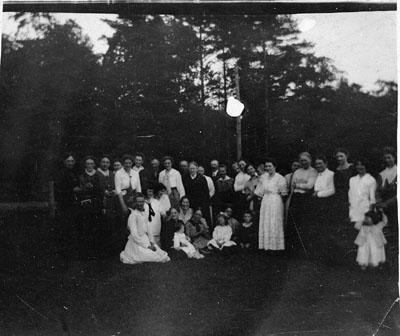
left=0, top=1, right=398, bottom=335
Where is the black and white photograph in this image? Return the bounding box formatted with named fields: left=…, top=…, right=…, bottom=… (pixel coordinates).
left=0, top=1, right=398, bottom=335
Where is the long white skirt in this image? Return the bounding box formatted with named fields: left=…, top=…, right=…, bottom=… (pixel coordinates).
left=356, top=234, right=386, bottom=267
left=120, top=236, right=170, bottom=264
left=259, top=193, right=285, bottom=250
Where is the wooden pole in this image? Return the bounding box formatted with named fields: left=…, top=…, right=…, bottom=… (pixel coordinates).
left=49, top=180, right=55, bottom=219
left=235, top=64, right=242, bottom=161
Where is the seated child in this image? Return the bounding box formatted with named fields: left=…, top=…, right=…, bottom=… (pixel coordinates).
left=238, top=210, right=257, bottom=249
left=207, top=213, right=237, bottom=253
left=354, top=207, right=387, bottom=270
left=224, top=206, right=240, bottom=242
left=173, top=221, right=204, bottom=259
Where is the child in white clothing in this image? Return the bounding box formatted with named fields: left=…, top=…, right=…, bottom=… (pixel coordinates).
left=354, top=207, right=387, bottom=270
left=173, top=222, right=204, bottom=259
left=207, top=213, right=237, bottom=254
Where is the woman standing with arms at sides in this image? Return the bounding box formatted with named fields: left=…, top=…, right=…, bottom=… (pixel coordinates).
left=55, top=152, right=81, bottom=256
left=349, top=157, right=376, bottom=228
left=244, top=164, right=261, bottom=212
left=333, top=148, right=356, bottom=223
left=253, top=158, right=288, bottom=251
left=178, top=196, right=193, bottom=225
left=78, top=156, right=103, bottom=258
left=376, top=147, right=397, bottom=241
left=159, top=156, right=185, bottom=209
left=114, top=154, right=141, bottom=206
left=288, top=152, right=317, bottom=252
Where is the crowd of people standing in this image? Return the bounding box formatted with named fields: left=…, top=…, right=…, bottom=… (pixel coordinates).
left=55, top=147, right=397, bottom=268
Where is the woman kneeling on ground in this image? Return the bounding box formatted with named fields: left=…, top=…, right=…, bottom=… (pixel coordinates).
left=119, top=193, right=170, bottom=264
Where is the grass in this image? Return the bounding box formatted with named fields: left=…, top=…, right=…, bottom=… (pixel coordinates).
left=0, top=210, right=399, bottom=336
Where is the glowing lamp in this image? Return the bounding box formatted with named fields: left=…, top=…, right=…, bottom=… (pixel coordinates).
left=226, top=97, right=244, bottom=117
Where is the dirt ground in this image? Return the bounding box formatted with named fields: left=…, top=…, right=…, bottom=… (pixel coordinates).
left=1, top=210, right=399, bottom=336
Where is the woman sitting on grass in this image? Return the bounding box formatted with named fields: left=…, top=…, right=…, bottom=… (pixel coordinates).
left=173, top=221, right=204, bottom=259
left=119, top=193, right=170, bottom=264
left=207, top=213, right=237, bottom=254
left=185, top=208, right=211, bottom=251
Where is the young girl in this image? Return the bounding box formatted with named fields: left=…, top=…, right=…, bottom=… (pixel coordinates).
left=238, top=210, right=257, bottom=249
left=173, top=222, right=204, bottom=259
left=207, top=213, right=237, bottom=253
left=354, top=207, right=387, bottom=269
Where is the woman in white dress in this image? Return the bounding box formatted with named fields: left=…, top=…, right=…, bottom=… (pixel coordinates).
left=254, top=158, right=288, bottom=251
left=119, top=193, right=170, bottom=264
left=159, top=156, right=185, bottom=210
left=348, top=158, right=376, bottom=228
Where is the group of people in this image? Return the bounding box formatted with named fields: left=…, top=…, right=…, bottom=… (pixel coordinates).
left=55, top=147, right=397, bottom=269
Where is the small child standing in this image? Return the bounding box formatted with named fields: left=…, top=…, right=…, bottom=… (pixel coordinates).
left=173, top=222, right=204, bottom=259
left=354, top=207, right=387, bottom=270
left=238, top=210, right=257, bottom=249
left=207, top=213, right=237, bottom=253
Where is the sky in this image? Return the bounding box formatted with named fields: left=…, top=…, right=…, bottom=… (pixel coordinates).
left=1, top=10, right=397, bottom=92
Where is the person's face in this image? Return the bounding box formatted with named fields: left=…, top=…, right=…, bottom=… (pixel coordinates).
left=170, top=208, right=179, bottom=220
left=383, top=154, right=395, bottom=168
left=189, top=164, right=198, bottom=176
left=100, top=157, right=110, bottom=171
left=135, top=156, right=143, bottom=167
left=164, top=159, right=172, bottom=170
left=193, top=210, right=202, bottom=220
left=217, top=216, right=226, bottom=226
left=136, top=197, right=145, bottom=211
left=299, top=156, right=310, bottom=169
left=198, top=167, right=205, bottom=175
left=232, top=163, right=240, bottom=174
left=124, top=159, right=133, bottom=170
left=336, top=152, right=348, bottom=166
left=247, top=165, right=256, bottom=176
left=219, top=167, right=227, bottom=178
left=225, top=208, right=232, bottom=218
left=364, top=216, right=373, bottom=226
left=211, top=161, right=219, bottom=171
left=291, top=161, right=300, bottom=172
left=180, top=161, right=188, bottom=172
left=315, top=159, right=326, bottom=173
left=151, top=159, right=160, bottom=170
left=158, top=189, right=166, bottom=198
left=265, top=162, right=276, bottom=175
left=85, top=159, right=95, bottom=172
left=243, top=213, right=252, bottom=223
left=356, top=161, right=366, bottom=175
left=64, top=156, right=76, bottom=169
left=238, top=160, right=246, bottom=171
left=146, top=189, right=154, bottom=199
left=113, top=161, right=122, bottom=171
left=181, top=198, right=190, bottom=209
left=257, top=164, right=265, bottom=175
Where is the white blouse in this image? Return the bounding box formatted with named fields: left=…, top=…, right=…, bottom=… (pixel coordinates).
left=204, top=175, right=215, bottom=198
left=349, top=174, right=376, bottom=222
left=379, top=165, right=397, bottom=186
left=159, top=168, right=185, bottom=197
left=234, top=171, right=250, bottom=193
left=128, top=209, right=154, bottom=248
left=314, top=169, right=335, bottom=198
left=114, top=168, right=142, bottom=195
left=292, top=167, right=318, bottom=193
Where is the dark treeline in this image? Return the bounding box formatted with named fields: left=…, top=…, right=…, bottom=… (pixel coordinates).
left=0, top=13, right=397, bottom=201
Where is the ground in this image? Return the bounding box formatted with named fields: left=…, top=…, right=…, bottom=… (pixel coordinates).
left=0, top=210, right=399, bottom=336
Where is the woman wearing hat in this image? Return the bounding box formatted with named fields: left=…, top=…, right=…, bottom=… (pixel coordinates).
left=158, top=156, right=185, bottom=209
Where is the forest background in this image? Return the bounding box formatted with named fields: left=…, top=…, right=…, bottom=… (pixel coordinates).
left=0, top=12, right=397, bottom=201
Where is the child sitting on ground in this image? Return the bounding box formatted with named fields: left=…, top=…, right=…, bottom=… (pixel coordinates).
left=238, top=210, right=257, bottom=249
left=207, top=213, right=237, bottom=254
left=354, top=207, right=387, bottom=270
left=173, top=221, right=204, bottom=259
left=224, top=206, right=240, bottom=242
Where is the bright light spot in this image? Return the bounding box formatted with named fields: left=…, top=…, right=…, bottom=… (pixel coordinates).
left=226, top=97, right=244, bottom=117
left=298, top=18, right=316, bottom=32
